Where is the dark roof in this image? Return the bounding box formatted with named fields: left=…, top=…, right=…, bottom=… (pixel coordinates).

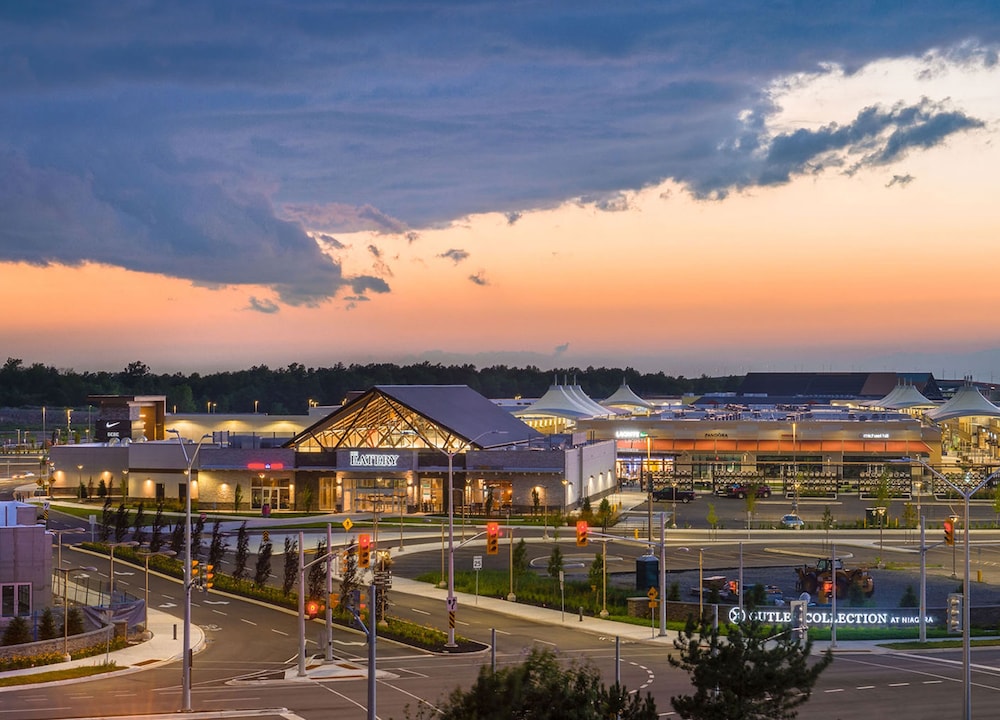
left=373, top=385, right=540, bottom=446
left=737, top=372, right=939, bottom=399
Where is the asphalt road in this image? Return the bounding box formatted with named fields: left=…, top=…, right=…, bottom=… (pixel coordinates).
left=12, top=504, right=1000, bottom=719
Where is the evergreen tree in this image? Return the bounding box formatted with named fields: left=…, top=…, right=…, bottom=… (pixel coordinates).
left=169, top=520, right=185, bottom=556
left=149, top=502, right=165, bottom=552
left=338, top=537, right=360, bottom=613
left=99, top=497, right=113, bottom=542
left=1, top=615, right=32, bottom=646
left=253, top=538, right=273, bottom=589
left=131, top=502, right=146, bottom=545
left=407, top=647, right=657, bottom=720
left=513, top=538, right=528, bottom=577
left=282, top=536, right=299, bottom=597
left=97, top=478, right=108, bottom=499
left=308, top=538, right=328, bottom=599
left=39, top=607, right=59, bottom=640
left=208, top=520, right=228, bottom=570
left=668, top=616, right=833, bottom=720
left=65, top=607, right=85, bottom=636
left=191, top=514, right=206, bottom=557
left=114, top=502, right=129, bottom=543
left=232, top=522, right=250, bottom=584
left=547, top=546, right=564, bottom=578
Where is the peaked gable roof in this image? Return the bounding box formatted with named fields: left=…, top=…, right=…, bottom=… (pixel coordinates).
left=288, top=385, right=541, bottom=451
left=602, top=382, right=654, bottom=410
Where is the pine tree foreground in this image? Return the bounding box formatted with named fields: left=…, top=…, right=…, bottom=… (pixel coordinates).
left=668, top=616, right=833, bottom=720
left=402, top=646, right=656, bottom=720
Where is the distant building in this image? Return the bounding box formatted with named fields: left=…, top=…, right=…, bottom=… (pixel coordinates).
left=0, top=502, right=52, bottom=618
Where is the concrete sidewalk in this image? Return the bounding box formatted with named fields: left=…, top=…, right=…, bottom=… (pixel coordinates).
left=0, top=606, right=203, bottom=688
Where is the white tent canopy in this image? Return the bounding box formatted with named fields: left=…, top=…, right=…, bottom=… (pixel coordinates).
left=925, top=383, right=1000, bottom=421
left=601, top=381, right=654, bottom=411
left=865, top=382, right=936, bottom=410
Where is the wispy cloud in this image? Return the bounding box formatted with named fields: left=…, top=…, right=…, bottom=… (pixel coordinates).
left=439, top=248, right=470, bottom=264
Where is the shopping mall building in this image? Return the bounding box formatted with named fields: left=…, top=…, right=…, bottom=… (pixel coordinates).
left=46, top=372, right=1000, bottom=511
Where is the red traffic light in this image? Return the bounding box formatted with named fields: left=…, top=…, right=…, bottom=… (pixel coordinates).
left=576, top=520, right=589, bottom=546
left=486, top=522, right=500, bottom=555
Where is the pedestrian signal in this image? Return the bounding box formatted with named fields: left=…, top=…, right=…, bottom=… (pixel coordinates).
left=358, top=533, right=371, bottom=567
left=306, top=599, right=323, bottom=619
left=576, top=520, right=589, bottom=547
left=943, top=519, right=955, bottom=546
left=486, top=522, right=500, bottom=555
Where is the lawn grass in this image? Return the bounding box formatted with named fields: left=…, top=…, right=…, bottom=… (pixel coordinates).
left=0, top=663, right=118, bottom=687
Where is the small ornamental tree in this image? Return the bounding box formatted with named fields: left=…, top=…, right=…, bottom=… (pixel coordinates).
left=191, top=514, right=206, bottom=557
left=668, top=616, right=833, bottom=720
left=1, top=616, right=32, bottom=646
left=114, top=502, right=129, bottom=543
left=99, top=497, right=113, bottom=542
left=131, top=502, right=147, bottom=545
left=208, top=520, right=228, bottom=570
left=282, top=536, right=299, bottom=597
left=232, top=522, right=250, bottom=584
left=308, top=539, right=328, bottom=600
left=338, top=538, right=360, bottom=613
left=547, top=546, right=564, bottom=578
left=254, top=538, right=273, bottom=590
left=169, top=519, right=185, bottom=556
left=149, top=502, right=165, bottom=552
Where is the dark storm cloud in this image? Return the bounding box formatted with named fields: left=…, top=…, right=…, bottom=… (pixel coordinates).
left=2, top=1, right=999, bottom=301
left=439, top=249, right=470, bottom=264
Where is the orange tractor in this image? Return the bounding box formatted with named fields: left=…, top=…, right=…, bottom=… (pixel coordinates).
left=794, top=557, right=874, bottom=602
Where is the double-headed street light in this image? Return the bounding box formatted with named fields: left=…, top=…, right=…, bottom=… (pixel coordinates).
left=167, top=429, right=212, bottom=714
left=50, top=527, right=86, bottom=596
left=901, top=457, right=1000, bottom=720
left=57, top=565, right=96, bottom=661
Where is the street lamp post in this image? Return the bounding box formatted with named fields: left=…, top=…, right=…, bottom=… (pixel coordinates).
left=439, top=430, right=506, bottom=648
left=107, top=540, right=139, bottom=603
left=51, top=528, right=86, bottom=596
left=58, top=566, right=97, bottom=661
left=167, top=429, right=212, bottom=714
left=902, top=458, right=1000, bottom=720
left=138, top=548, right=175, bottom=637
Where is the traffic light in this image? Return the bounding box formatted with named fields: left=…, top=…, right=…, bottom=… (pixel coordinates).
left=576, top=520, right=589, bottom=547
left=204, top=563, right=215, bottom=590
left=947, top=593, right=963, bottom=633
left=358, top=533, right=371, bottom=567
left=305, top=599, right=323, bottom=619
left=944, top=519, right=955, bottom=546
left=191, top=559, right=200, bottom=581
left=486, top=522, right=500, bottom=555
left=790, top=599, right=808, bottom=637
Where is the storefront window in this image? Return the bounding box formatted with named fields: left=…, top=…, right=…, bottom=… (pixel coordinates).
left=251, top=476, right=293, bottom=509
left=1, top=584, right=31, bottom=617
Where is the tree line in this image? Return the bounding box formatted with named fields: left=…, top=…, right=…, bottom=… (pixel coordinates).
left=0, top=357, right=740, bottom=415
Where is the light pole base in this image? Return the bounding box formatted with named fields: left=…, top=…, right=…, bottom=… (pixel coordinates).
left=506, top=592, right=516, bottom=601
left=599, top=609, right=609, bottom=619
left=62, top=652, right=72, bottom=663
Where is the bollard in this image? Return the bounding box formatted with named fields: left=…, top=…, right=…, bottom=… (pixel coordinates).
left=579, top=606, right=584, bottom=622
left=173, top=623, right=177, bottom=640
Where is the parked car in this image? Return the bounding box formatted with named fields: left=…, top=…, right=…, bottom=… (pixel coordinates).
left=716, top=483, right=772, bottom=499
left=652, top=486, right=696, bottom=503
left=781, top=513, right=805, bottom=529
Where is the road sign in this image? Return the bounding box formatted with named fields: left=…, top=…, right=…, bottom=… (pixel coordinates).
left=472, top=555, right=483, bottom=570
left=648, top=600, right=659, bottom=609
left=342, top=518, right=354, bottom=532
left=374, top=571, right=392, bottom=587
left=446, top=596, right=458, bottom=612
left=647, top=587, right=658, bottom=600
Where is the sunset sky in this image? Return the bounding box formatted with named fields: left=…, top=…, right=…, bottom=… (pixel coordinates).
left=3, top=2, right=1000, bottom=380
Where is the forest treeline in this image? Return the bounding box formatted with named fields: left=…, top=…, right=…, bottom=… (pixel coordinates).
left=0, top=357, right=741, bottom=415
